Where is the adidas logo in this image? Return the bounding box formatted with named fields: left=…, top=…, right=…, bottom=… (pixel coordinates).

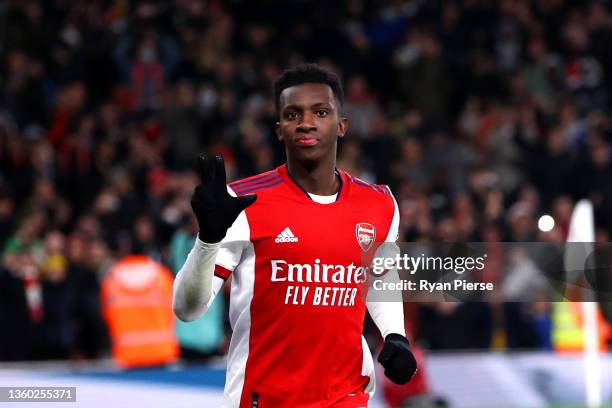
left=275, top=227, right=299, bottom=243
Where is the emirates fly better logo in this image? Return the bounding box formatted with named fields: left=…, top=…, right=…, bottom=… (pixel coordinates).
left=356, top=223, right=376, bottom=252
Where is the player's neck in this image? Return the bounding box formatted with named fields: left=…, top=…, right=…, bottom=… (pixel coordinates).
left=286, top=157, right=339, bottom=196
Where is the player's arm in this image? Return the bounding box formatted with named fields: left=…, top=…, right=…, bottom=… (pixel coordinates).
left=172, top=239, right=222, bottom=322
left=367, top=192, right=417, bottom=384
left=173, top=155, right=256, bottom=322
left=367, top=192, right=405, bottom=337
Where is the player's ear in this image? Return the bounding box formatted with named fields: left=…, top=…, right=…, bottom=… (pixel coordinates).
left=275, top=122, right=283, bottom=141
left=338, top=116, right=348, bottom=139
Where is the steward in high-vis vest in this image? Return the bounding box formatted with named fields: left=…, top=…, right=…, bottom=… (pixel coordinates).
left=101, top=255, right=179, bottom=368
left=552, top=302, right=610, bottom=352
left=594, top=245, right=612, bottom=349
left=553, top=245, right=612, bottom=352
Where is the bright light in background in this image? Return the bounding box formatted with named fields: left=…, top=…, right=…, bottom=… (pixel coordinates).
left=538, top=214, right=555, bottom=232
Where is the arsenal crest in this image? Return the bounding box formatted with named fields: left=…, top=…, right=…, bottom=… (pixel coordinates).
left=356, top=223, right=376, bottom=252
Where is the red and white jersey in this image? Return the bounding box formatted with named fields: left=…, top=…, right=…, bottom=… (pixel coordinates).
left=213, top=164, right=399, bottom=408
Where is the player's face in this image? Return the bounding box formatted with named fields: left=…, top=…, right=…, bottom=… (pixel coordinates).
left=276, top=83, right=347, bottom=164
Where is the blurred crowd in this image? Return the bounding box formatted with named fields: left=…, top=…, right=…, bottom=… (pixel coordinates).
left=1, top=0, right=612, bottom=361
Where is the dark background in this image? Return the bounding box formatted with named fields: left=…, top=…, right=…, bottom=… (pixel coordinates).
left=1, top=0, right=611, bottom=361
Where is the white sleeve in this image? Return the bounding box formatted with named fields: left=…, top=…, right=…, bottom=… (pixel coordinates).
left=172, top=186, right=249, bottom=322
left=214, top=187, right=250, bottom=273
left=367, top=193, right=406, bottom=339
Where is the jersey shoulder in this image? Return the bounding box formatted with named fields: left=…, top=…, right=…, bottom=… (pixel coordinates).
left=343, top=171, right=393, bottom=199
left=228, top=168, right=283, bottom=196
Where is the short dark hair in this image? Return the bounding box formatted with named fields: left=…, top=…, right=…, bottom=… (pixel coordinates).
left=273, top=63, right=344, bottom=115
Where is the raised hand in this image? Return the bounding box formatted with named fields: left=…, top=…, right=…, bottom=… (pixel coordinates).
left=191, top=154, right=257, bottom=243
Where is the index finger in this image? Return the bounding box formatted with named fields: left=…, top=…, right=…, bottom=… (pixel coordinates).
left=211, top=154, right=227, bottom=193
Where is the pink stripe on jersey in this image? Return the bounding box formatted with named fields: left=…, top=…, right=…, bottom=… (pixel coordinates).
left=230, top=171, right=279, bottom=188
left=233, top=179, right=283, bottom=195
left=349, top=175, right=389, bottom=195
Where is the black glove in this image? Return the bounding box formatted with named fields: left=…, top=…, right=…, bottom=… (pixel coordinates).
left=377, top=333, right=418, bottom=385
left=191, top=154, right=257, bottom=243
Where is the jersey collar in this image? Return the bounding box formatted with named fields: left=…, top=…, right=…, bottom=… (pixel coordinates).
left=277, top=164, right=349, bottom=203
